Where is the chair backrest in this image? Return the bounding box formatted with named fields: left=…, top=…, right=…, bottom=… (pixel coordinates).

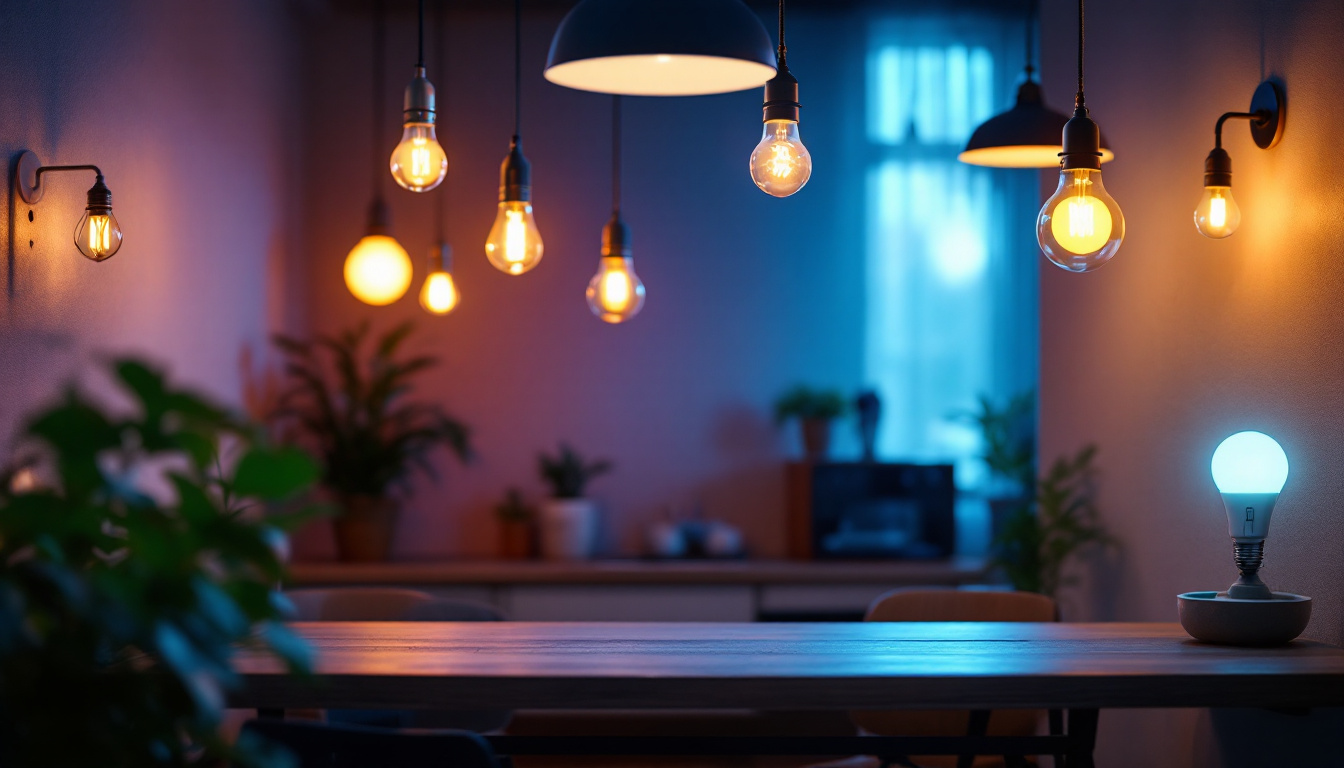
left=852, top=589, right=1059, bottom=746
left=241, top=719, right=498, bottom=768
left=284, top=588, right=505, bottom=623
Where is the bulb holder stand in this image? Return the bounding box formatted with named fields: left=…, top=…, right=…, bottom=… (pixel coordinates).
left=1203, top=147, right=1233, bottom=188
left=15, top=150, right=112, bottom=208
left=1059, top=106, right=1103, bottom=171
left=1227, top=540, right=1273, bottom=600
left=499, top=137, right=532, bottom=202
left=601, top=211, right=631, bottom=258
left=403, top=66, right=437, bottom=124
left=761, top=59, right=800, bottom=123
left=1201, top=81, right=1286, bottom=186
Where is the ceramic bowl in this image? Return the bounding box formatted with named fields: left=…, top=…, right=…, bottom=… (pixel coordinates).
left=1178, top=591, right=1311, bottom=646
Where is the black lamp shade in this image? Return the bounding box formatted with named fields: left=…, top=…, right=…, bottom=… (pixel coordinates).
left=958, top=81, right=1114, bottom=168
left=544, top=0, right=777, bottom=96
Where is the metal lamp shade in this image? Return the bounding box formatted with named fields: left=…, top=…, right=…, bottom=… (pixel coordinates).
left=958, top=81, right=1114, bottom=168
left=544, top=0, right=777, bottom=96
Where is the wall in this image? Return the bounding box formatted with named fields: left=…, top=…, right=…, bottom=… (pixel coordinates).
left=1037, top=0, right=1344, bottom=764
left=0, top=1, right=303, bottom=438
left=294, top=6, right=869, bottom=560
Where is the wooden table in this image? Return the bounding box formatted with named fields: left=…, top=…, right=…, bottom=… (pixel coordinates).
left=233, top=622, right=1344, bottom=767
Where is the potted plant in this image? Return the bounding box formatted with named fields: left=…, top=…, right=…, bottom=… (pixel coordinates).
left=774, top=385, right=848, bottom=459
left=961, top=391, right=1037, bottom=538
left=271, top=321, right=472, bottom=562
left=0, top=358, right=318, bottom=767
left=537, top=443, right=612, bottom=560
left=494, top=487, right=536, bottom=559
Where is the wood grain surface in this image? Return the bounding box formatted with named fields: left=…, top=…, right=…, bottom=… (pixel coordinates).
left=231, top=622, right=1344, bottom=711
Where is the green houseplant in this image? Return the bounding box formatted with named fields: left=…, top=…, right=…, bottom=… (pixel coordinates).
left=774, top=385, right=848, bottom=459
left=537, top=444, right=612, bottom=560
left=271, top=321, right=472, bottom=561
left=961, top=391, right=1037, bottom=540
left=0, top=358, right=318, bottom=768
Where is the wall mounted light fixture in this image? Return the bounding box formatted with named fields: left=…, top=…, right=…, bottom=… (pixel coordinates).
left=1035, top=0, right=1124, bottom=273
left=15, top=151, right=122, bottom=262
left=1193, top=81, right=1285, bottom=239
left=389, top=0, right=448, bottom=192
left=749, top=0, right=811, bottom=197
left=544, top=0, right=776, bottom=96
left=485, top=0, right=544, bottom=276
left=586, top=96, right=646, bottom=323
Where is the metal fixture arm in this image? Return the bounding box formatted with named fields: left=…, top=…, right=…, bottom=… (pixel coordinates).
left=1214, top=110, right=1270, bottom=149
left=35, top=164, right=105, bottom=183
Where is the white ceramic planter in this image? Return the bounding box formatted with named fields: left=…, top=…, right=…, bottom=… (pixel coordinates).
left=539, top=498, right=598, bottom=560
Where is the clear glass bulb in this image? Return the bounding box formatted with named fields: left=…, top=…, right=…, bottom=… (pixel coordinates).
left=343, top=234, right=413, bottom=305
left=389, top=122, right=448, bottom=192
left=485, top=200, right=544, bottom=275
left=586, top=256, right=646, bottom=323
left=749, top=119, right=812, bottom=197
left=419, top=270, right=460, bottom=315
left=74, top=211, right=122, bottom=261
left=1036, top=168, right=1125, bottom=272
left=1194, top=186, right=1241, bottom=239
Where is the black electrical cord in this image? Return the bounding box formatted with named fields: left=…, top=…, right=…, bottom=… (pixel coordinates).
left=372, top=0, right=385, bottom=197
left=435, top=0, right=447, bottom=240
left=777, top=0, right=786, bottom=63
left=1076, top=0, right=1085, bottom=106
left=514, top=0, right=522, bottom=140
left=612, top=96, right=621, bottom=214
left=417, top=0, right=425, bottom=69
left=1024, top=0, right=1037, bottom=79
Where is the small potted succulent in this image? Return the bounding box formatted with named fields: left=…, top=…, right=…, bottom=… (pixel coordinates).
left=271, top=322, right=472, bottom=562
left=494, top=487, right=536, bottom=559
left=537, top=443, right=612, bottom=560
left=774, top=385, right=848, bottom=460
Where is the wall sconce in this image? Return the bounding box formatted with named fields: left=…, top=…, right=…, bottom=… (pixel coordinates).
left=15, top=150, right=123, bottom=261
left=1193, top=80, right=1285, bottom=239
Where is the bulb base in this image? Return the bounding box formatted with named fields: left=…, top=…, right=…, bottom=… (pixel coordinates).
left=1203, top=147, right=1233, bottom=188
left=366, top=197, right=390, bottom=236
left=403, top=66, right=437, bottom=124
left=1227, top=540, right=1273, bottom=600
left=1059, top=107, right=1103, bottom=171
left=429, top=241, right=452, bottom=272
left=601, top=211, right=631, bottom=258
left=499, top=137, right=532, bottom=202
left=85, top=176, right=112, bottom=214
left=762, top=61, right=800, bottom=123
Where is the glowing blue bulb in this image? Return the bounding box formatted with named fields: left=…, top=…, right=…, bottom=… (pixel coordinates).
left=1211, top=431, right=1288, bottom=494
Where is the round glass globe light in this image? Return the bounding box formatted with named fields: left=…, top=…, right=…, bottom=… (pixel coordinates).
left=1211, top=431, right=1288, bottom=494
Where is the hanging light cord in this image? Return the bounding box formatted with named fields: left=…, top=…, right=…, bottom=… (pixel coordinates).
left=417, top=0, right=426, bottom=69
left=1024, top=0, right=1036, bottom=78
left=513, top=0, right=522, bottom=140
left=1075, top=0, right=1085, bottom=107
left=435, top=0, right=447, bottom=241
left=777, top=0, right=787, bottom=64
left=371, top=0, right=385, bottom=197
left=612, top=96, right=621, bottom=214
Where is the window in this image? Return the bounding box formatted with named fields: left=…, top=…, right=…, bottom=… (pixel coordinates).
left=863, top=17, right=1040, bottom=492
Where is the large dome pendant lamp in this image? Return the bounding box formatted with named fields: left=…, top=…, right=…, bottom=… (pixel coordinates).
left=959, top=0, right=1113, bottom=168
left=485, top=0, right=544, bottom=276
left=1035, top=0, right=1124, bottom=273
left=389, top=0, right=448, bottom=192
left=586, top=97, right=646, bottom=323
left=544, top=0, right=777, bottom=96
left=345, top=0, right=413, bottom=306
left=749, top=0, right=812, bottom=197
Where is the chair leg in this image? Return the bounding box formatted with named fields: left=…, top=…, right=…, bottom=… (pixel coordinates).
left=958, top=710, right=991, bottom=768
left=1049, top=709, right=1065, bottom=767
left=1065, top=709, right=1100, bottom=768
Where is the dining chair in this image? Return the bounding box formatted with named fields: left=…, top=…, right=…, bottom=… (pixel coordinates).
left=240, top=718, right=501, bottom=768
left=282, top=587, right=510, bottom=732
left=835, top=588, right=1059, bottom=768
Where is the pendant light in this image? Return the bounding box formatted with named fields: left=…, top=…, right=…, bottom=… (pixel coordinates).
left=485, top=0, right=544, bottom=276
left=345, top=0, right=413, bottom=306
left=420, top=1, right=459, bottom=316
left=1035, top=0, right=1124, bottom=273
left=389, top=0, right=448, bottom=192
left=959, top=0, right=1113, bottom=168
left=749, top=0, right=811, bottom=197
left=586, top=96, right=646, bottom=323
left=544, top=0, right=777, bottom=97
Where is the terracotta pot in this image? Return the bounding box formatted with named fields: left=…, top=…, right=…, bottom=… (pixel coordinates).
left=497, top=519, right=535, bottom=559
left=332, top=494, right=398, bottom=562
left=800, top=418, right=833, bottom=460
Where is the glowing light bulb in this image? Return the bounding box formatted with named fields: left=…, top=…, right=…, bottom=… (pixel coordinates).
left=419, top=244, right=459, bottom=315
left=485, top=200, right=544, bottom=275
left=75, top=210, right=122, bottom=262
left=390, top=122, right=447, bottom=192
left=1210, top=430, right=1289, bottom=600
left=586, top=256, right=645, bottom=323
left=1036, top=168, right=1124, bottom=272
left=344, top=234, right=412, bottom=306
left=750, top=119, right=811, bottom=197
left=1194, top=186, right=1241, bottom=239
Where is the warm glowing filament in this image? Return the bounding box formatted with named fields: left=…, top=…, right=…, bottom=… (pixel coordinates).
left=1049, top=171, right=1113, bottom=254
left=504, top=211, right=527, bottom=268
left=1209, top=195, right=1227, bottom=229
left=88, top=215, right=112, bottom=255
left=411, top=138, right=431, bottom=179
left=599, top=268, right=633, bottom=312
left=419, top=271, right=459, bottom=315
left=768, top=143, right=796, bottom=178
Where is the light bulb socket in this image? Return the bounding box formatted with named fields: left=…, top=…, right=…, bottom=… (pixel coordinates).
left=85, top=176, right=112, bottom=214
left=601, top=211, right=631, bottom=258
left=1203, top=147, right=1233, bottom=188
left=499, top=136, right=532, bottom=202
left=1228, top=540, right=1273, bottom=600
left=1015, top=78, right=1044, bottom=106
left=403, top=66, right=437, bottom=124
left=762, top=61, right=800, bottom=123
left=429, top=241, right=453, bottom=272
left=1059, top=106, right=1103, bottom=171
left=366, top=197, right=390, bottom=236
